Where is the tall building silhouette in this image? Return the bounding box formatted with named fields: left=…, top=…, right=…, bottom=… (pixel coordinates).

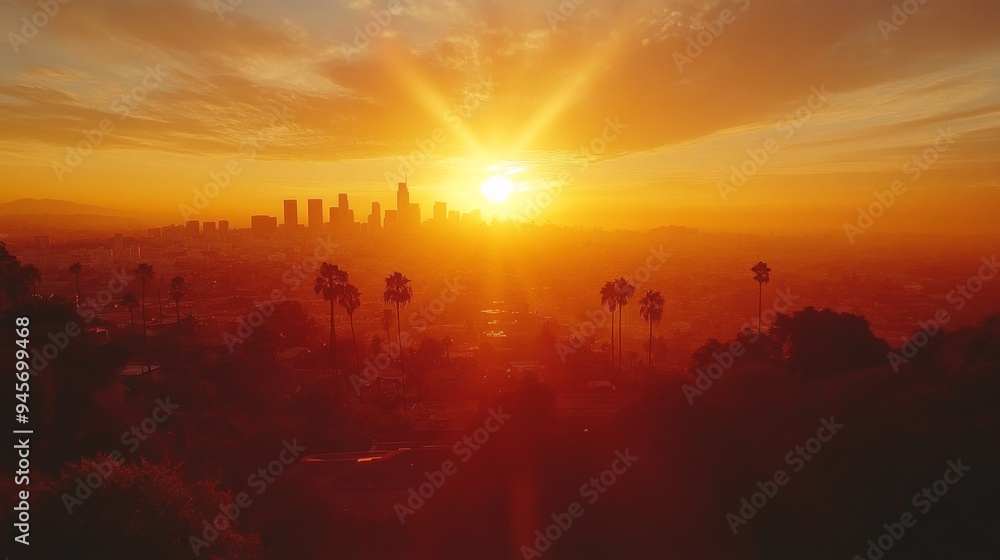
left=308, top=199, right=323, bottom=229
left=396, top=182, right=421, bottom=228
left=219, top=220, right=229, bottom=238
left=283, top=199, right=298, bottom=228
left=185, top=221, right=200, bottom=237
left=369, top=201, right=381, bottom=230
left=337, top=193, right=354, bottom=228
left=251, top=215, right=277, bottom=236
left=433, top=202, right=447, bottom=223
left=396, top=182, right=409, bottom=219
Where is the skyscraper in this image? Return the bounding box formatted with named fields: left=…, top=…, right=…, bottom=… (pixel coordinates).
left=369, top=201, right=381, bottom=229
left=185, top=221, right=200, bottom=237
left=397, top=182, right=410, bottom=226
left=218, top=220, right=229, bottom=238
left=308, top=199, right=323, bottom=229
left=433, top=201, right=447, bottom=223
left=251, top=215, right=277, bottom=236
left=336, top=193, right=354, bottom=227
left=283, top=199, right=298, bottom=229
left=396, top=182, right=409, bottom=210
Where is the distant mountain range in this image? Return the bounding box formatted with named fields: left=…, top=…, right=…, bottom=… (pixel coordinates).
left=0, top=198, right=130, bottom=217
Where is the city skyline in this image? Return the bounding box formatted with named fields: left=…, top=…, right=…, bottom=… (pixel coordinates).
left=167, top=181, right=486, bottom=235
left=2, top=1, right=998, bottom=234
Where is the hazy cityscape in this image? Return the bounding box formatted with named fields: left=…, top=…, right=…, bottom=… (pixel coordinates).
left=2, top=0, right=1000, bottom=558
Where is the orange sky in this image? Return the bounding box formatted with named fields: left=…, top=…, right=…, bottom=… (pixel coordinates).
left=1, top=0, right=999, bottom=234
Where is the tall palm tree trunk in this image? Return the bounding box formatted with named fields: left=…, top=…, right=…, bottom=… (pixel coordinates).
left=329, top=300, right=337, bottom=379
left=610, top=309, right=615, bottom=376
left=396, top=303, right=405, bottom=410
left=618, top=307, right=625, bottom=382
left=648, top=320, right=653, bottom=365
left=758, top=282, right=763, bottom=334
left=141, top=282, right=148, bottom=373
left=350, top=315, right=360, bottom=371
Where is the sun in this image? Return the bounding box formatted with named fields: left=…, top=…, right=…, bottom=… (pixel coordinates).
left=480, top=175, right=515, bottom=203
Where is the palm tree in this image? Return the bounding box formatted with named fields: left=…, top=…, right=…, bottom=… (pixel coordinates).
left=382, top=308, right=394, bottom=345
left=69, top=262, right=82, bottom=307
left=383, top=271, right=413, bottom=409
left=614, top=277, right=636, bottom=382
left=338, top=283, right=362, bottom=371
left=133, top=263, right=155, bottom=372
left=751, top=261, right=772, bottom=334
left=122, top=291, right=138, bottom=330
left=314, top=262, right=348, bottom=376
left=638, top=290, right=665, bottom=365
left=168, top=276, right=187, bottom=332
left=600, top=281, right=618, bottom=373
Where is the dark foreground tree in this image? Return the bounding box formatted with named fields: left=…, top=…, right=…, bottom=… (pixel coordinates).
left=12, top=455, right=261, bottom=559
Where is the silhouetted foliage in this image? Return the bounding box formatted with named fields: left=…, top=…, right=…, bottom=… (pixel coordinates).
left=772, top=307, right=889, bottom=381
left=10, top=455, right=261, bottom=559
